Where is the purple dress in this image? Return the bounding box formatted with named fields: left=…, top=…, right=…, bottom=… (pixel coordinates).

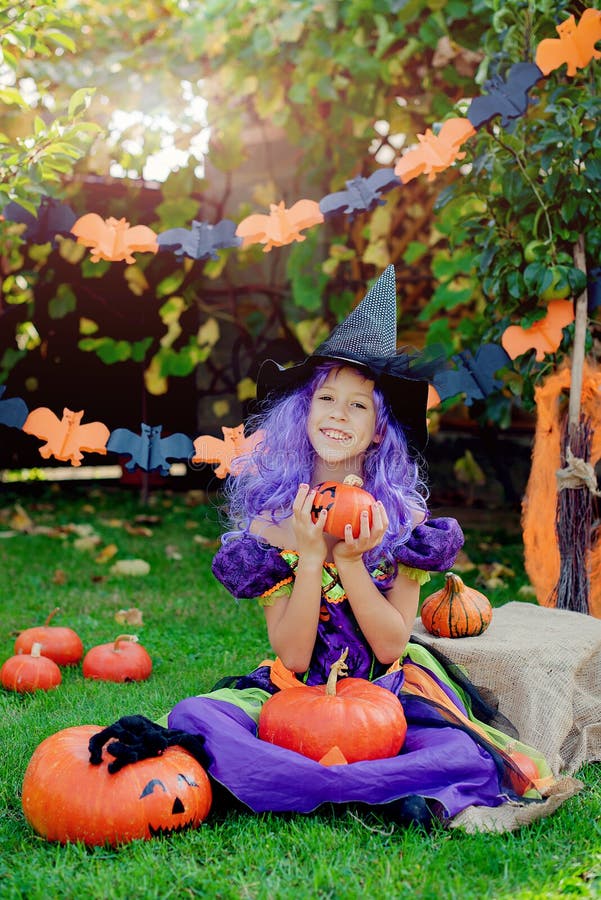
left=169, top=518, right=550, bottom=821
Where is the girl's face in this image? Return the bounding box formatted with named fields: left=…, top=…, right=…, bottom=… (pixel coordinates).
left=307, top=366, right=378, bottom=466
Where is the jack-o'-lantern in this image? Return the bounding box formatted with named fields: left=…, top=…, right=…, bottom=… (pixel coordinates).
left=21, top=725, right=212, bottom=845
left=310, top=474, right=375, bottom=539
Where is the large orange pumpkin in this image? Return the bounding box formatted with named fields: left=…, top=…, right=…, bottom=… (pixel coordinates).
left=259, top=649, right=407, bottom=764
left=14, top=607, right=83, bottom=666
left=310, top=474, right=375, bottom=539
left=21, top=725, right=212, bottom=845
left=420, top=572, right=493, bottom=638
left=82, top=634, right=152, bottom=682
left=1, top=642, right=62, bottom=693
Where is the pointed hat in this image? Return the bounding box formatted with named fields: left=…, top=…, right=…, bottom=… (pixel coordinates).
left=256, top=265, right=430, bottom=451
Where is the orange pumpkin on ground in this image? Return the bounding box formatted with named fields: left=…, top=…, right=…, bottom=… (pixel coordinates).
left=1, top=642, right=62, bottom=693
left=82, top=634, right=152, bottom=682
left=259, top=649, right=407, bottom=764
left=14, top=607, right=83, bottom=666
left=421, top=572, right=493, bottom=638
left=310, top=474, right=375, bottom=539
left=21, top=724, right=212, bottom=845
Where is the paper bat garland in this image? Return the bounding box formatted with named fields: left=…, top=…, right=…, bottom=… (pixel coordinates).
left=22, top=407, right=110, bottom=465
left=192, top=424, right=265, bottom=478
left=0, top=387, right=28, bottom=429
left=468, top=63, right=545, bottom=130
left=157, top=219, right=242, bottom=260
left=432, top=344, right=511, bottom=406
left=71, top=214, right=158, bottom=263
left=3, top=197, right=77, bottom=246
left=394, top=118, right=476, bottom=183
left=319, top=170, right=401, bottom=218
left=236, top=200, right=324, bottom=252
left=535, top=8, right=601, bottom=77
left=106, top=424, right=194, bottom=476
left=501, top=299, right=574, bottom=361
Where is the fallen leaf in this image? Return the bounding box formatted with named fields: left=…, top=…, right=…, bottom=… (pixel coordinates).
left=193, top=534, right=221, bottom=549
left=184, top=490, right=208, bottom=507
left=165, top=544, right=182, bottom=561
left=450, top=550, right=475, bottom=572
left=52, top=569, right=68, bottom=585
left=0, top=530, right=18, bottom=539
left=82, top=504, right=95, bottom=514
left=480, top=576, right=507, bottom=591
left=134, top=514, right=161, bottom=526
left=99, top=518, right=124, bottom=528
left=91, top=575, right=107, bottom=583
left=95, top=543, right=119, bottom=564
left=478, top=562, right=515, bottom=580
left=518, top=584, right=537, bottom=598
left=10, top=504, right=33, bottom=533
left=110, top=559, right=150, bottom=576
left=125, top=523, right=154, bottom=537
left=74, top=535, right=102, bottom=552
left=115, top=607, right=144, bottom=626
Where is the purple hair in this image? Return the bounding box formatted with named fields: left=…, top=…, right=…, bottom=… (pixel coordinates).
left=223, top=362, right=429, bottom=576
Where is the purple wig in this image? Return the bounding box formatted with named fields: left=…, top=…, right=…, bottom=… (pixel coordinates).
left=223, top=362, right=429, bottom=576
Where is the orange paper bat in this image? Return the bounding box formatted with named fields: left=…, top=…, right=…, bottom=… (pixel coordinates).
left=22, top=407, right=110, bottom=466
left=192, top=425, right=265, bottom=478
left=535, top=8, right=601, bottom=77
left=71, top=214, right=158, bottom=263
left=394, top=118, right=475, bottom=183
left=236, top=200, right=324, bottom=252
left=501, top=299, right=574, bottom=361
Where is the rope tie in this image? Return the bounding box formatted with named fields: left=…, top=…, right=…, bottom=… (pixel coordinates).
left=556, top=446, right=601, bottom=496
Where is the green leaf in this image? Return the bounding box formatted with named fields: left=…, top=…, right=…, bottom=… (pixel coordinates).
left=48, top=284, right=77, bottom=319
left=68, top=88, right=93, bottom=118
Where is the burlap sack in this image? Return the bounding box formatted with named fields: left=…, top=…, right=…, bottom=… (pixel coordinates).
left=412, top=601, right=601, bottom=831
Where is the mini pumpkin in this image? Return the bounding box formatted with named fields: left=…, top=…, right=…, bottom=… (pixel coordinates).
left=310, top=474, right=375, bottom=539
left=14, top=607, right=83, bottom=666
left=1, top=642, right=62, bottom=693
left=258, top=649, right=407, bottom=764
left=82, top=634, right=152, bottom=682
left=21, top=724, right=212, bottom=845
left=420, top=572, right=493, bottom=638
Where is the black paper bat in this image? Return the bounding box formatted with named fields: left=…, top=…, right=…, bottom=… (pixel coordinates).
left=0, top=386, right=28, bottom=429
left=319, top=169, right=401, bottom=218
left=107, top=424, right=194, bottom=476
left=2, top=196, right=77, bottom=246
left=432, top=343, right=511, bottom=406
left=588, top=267, right=601, bottom=312
left=467, top=63, right=545, bottom=130
left=157, top=219, right=242, bottom=260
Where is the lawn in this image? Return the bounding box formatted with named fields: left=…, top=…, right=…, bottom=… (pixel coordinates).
left=0, top=483, right=599, bottom=900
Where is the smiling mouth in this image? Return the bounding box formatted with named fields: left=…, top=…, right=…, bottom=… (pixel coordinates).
left=321, top=428, right=353, bottom=444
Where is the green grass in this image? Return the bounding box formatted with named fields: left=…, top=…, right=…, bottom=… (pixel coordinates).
left=0, top=484, right=600, bottom=900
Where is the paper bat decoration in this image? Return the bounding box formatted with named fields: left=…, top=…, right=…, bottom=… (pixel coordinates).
left=71, top=214, right=158, bottom=263
left=432, top=343, right=511, bottom=406
left=192, top=424, right=265, bottom=478
left=319, top=169, right=401, bottom=218
left=588, top=268, right=601, bottom=311
left=535, top=8, right=601, bottom=76
left=22, top=407, right=110, bottom=465
left=0, top=386, right=28, bottom=429
left=157, top=219, right=242, bottom=260
left=106, top=424, right=194, bottom=476
left=236, top=200, right=324, bottom=252
left=394, top=118, right=476, bottom=183
left=467, top=63, right=545, bottom=130
left=501, top=299, right=574, bottom=361
left=2, top=196, right=77, bottom=246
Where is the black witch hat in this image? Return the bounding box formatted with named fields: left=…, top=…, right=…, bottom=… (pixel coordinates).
left=256, top=265, right=431, bottom=451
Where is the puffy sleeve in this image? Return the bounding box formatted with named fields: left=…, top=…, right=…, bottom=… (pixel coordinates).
left=211, top=534, right=294, bottom=600
left=395, top=516, right=464, bottom=572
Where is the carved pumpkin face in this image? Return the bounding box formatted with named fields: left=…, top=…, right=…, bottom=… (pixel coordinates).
left=310, top=478, right=375, bottom=539
left=22, top=725, right=212, bottom=845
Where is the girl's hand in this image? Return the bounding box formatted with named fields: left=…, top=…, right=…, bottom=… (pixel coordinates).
left=332, top=500, right=389, bottom=564
left=292, top=484, right=328, bottom=564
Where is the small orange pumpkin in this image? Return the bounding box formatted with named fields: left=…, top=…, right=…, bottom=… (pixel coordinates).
left=21, top=724, right=212, bottom=845
left=310, top=474, right=375, bottom=539
left=1, top=642, right=62, bottom=693
left=420, top=572, right=493, bottom=638
left=14, top=607, right=83, bottom=666
left=258, top=649, right=407, bottom=764
left=82, top=634, right=152, bottom=682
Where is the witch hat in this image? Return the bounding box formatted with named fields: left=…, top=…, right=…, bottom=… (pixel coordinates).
left=256, top=265, right=431, bottom=451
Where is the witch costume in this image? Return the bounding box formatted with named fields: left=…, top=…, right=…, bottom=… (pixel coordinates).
left=164, top=267, right=555, bottom=825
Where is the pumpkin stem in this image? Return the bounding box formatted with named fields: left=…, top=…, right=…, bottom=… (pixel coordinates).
left=343, top=474, right=364, bottom=488
left=44, top=607, right=61, bottom=626
left=325, top=647, right=349, bottom=696
left=113, top=634, right=139, bottom=652
left=31, top=642, right=43, bottom=658
left=445, top=572, right=464, bottom=589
